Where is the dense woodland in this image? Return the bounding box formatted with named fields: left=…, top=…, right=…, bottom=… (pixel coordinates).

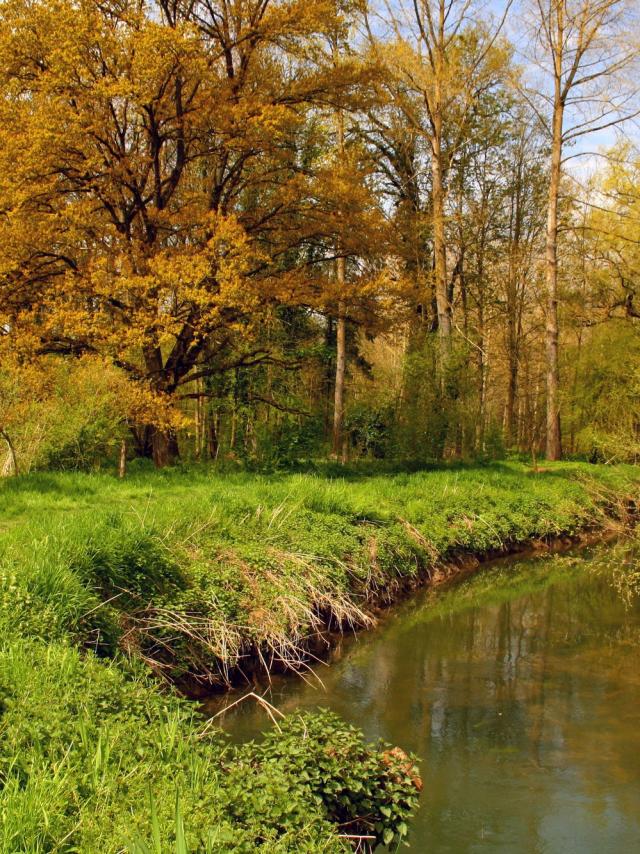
left=1, top=0, right=640, bottom=473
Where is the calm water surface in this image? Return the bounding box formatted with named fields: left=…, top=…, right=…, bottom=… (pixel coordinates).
left=209, top=547, right=640, bottom=853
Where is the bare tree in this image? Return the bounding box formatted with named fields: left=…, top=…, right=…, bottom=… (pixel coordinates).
left=367, top=0, right=512, bottom=355
left=521, top=0, right=640, bottom=459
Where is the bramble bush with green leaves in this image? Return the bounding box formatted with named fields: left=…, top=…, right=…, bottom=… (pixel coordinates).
left=258, top=711, right=421, bottom=849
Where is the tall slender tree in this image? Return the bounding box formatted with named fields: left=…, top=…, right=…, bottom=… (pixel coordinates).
left=522, top=0, right=639, bottom=459
left=332, top=111, right=348, bottom=458
left=368, top=1, right=511, bottom=348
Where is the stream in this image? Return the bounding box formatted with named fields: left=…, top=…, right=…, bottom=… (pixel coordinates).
left=207, top=544, right=640, bottom=852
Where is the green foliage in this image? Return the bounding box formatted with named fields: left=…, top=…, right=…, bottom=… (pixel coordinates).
left=1, top=461, right=637, bottom=683
left=0, top=461, right=638, bottom=850
left=74, top=517, right=185, bottom=602
left=257, top=711, right=420, bottom=849
left=254, top=416, right=327, bottom=468
left=480, top=419, right=507, bottom=460
left=0, top=637, right=420, bottom=852
left=0, top=357, right=128, bottom=475
left=345, top=403, right=393, bottom=459
left=391, top=338, right=448, bottom=461
left=565, top=323, right=640, bottom=463
left=0, top=640, right=337, bottom=852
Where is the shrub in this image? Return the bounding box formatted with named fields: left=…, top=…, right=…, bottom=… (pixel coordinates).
left=256, top=711, right=421, bottom=850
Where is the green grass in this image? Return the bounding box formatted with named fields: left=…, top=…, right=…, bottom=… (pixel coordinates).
left=1, top=461, right=639, bottom=684
left=0, top=638, right=420, bottom=852
left=1, top=460, right=638, bottom=851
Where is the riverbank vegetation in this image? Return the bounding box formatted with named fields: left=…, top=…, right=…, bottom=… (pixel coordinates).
left=1, top=461, right=639, bottom=849
left=3, top=461, right=638, bottom=687
left=0, top=639, right=420, bottom=852
left=1, top=462, right=639, bottom=849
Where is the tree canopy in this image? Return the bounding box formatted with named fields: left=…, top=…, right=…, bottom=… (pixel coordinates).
left=1, top=0, right=640, bottom=470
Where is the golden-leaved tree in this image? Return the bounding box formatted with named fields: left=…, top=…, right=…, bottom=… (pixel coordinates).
left=0, top=0, right=385, bottom=465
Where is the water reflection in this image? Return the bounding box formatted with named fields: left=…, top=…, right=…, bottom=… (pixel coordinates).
left=210, top=550, right=640, bottom=852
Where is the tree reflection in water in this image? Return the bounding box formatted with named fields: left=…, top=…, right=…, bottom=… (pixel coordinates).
left=212, top=546, right=640, bottom=853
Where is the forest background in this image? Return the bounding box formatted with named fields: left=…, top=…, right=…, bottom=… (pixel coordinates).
left=2, top=0, right=640, bottom=474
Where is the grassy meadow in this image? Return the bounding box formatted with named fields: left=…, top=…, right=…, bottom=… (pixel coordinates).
left=1, top=460, right=639, bottom=851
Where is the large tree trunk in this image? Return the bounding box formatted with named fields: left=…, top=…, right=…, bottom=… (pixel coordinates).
left=545, top=96, right=564, bottom=461
left=151, top=426, right=180, bottom=468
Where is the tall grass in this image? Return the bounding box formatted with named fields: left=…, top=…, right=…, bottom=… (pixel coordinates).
left=0, top=639, right=354, bottom=852
left=1, top=461, right=638, bottom=686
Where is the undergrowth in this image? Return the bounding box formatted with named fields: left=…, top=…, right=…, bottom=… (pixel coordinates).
left=0, top=639, right=419, bottom=852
